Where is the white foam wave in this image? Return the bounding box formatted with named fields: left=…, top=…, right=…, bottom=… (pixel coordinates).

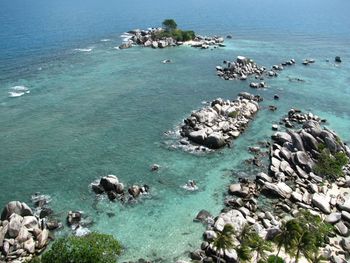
left=120, top=33, right=132, bottom=38
left=74, top=48, right=93, bottom=52
left=8, top=86, right=30, bottom=98
left=100, top=39, right=111, bottom=42
left=113, top=46, right=120, bottom=50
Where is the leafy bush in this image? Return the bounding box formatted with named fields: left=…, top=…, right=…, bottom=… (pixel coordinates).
left=30, top=232, right=122, bottom=263
left=317, top=143, right=326, bottom=152
left=314, top=149, right=348, bottom=180
left=153, top=29, right=195, bottom=42
left=228, top=111, right=239, bottom=118
left=266, top=255, right=285, bottom=263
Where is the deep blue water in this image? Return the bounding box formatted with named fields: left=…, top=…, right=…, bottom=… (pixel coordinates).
left=1, top=0, right=350, bottom=261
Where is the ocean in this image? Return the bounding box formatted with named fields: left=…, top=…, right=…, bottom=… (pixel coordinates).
left=1, top=0, right=350, bottom=261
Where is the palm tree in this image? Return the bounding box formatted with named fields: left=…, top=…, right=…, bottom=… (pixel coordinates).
left=248, top=233, right=273, bottom=262
left=273, top=219, right=302, bottom=262
left=239, top=223, right=253, bottom=243
left=213, top=224, right=236, bottom=263
left=294, top=230, right=316, bottom=263
left=305, top=249, right=327, bottom=263
left=236, top=243, right=252, bottom=262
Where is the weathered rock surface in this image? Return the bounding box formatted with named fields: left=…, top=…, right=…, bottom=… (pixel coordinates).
left=180, top=93, right=260, bottom=150
left=0, top=201, right=52, bottom=262
left=1, top=201, right=33, bottom=221
left=120, top=27, right=224, bottom=50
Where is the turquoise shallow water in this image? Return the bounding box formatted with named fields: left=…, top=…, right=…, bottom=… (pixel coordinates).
left=1, top=0, right=350, bottom=261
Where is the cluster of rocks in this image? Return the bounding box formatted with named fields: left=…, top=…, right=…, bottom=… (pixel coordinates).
left=188, top=35, right=225, bottom=49
left=91, top=175, right=149, bottom=203
left=118, top=28, right=225, bottom=49
left=179, top=92, right=260, bottom=150
left=302, top=58, right=315, bottom=65
left=216, top=56, right=265, bottom=80
left=189, top=114, right=350, bottom=263
left=216, top=56, right=296, bottom=85
left=66, top=211, right=93, bottom=237
left=0, top=201, right=51, bottom=262
left=280, top=108, right=326, bottom=128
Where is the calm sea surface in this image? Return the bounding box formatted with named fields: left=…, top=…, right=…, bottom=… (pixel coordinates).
left=1, top=0, right=350, bottom=261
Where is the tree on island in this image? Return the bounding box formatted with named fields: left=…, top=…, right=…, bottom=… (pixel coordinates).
left=162, top=19, right=177, bottom=32
left=152, top=19, right=195, bottom=42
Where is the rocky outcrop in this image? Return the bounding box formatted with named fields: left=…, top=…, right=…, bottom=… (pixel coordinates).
left=91, top=175, right=150, bottom=203
left=1, top=201, right=33, bottom=221
left=216, top=56, right=295, bottom=82
left=179, top=93, right=260, bottom=150
left=216, top=56, right=265, bottom=80
left=119, top=28, right=224, bottom=50
left=190, top=110, right=350, bottom=263
left=0, top=201, right=52, bottom=262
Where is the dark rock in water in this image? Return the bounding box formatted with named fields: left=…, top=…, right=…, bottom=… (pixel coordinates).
left=204, top=132, right=226, bottom=149
left=190, top=249, right=204, bottom=260
left=91, top=182, right=104, bottom=194
left=194, top=210, right=212, bottom=223
left=335, top=56, right=342, bottom=63
left=226, top=35, right=233, bottom=39
left=150, top=164, right=160, bottom=171
left=40, top=207, right=53, bottom=219
left=100, top=175, right=119, bottom=192
left=269, top=105, right=277, bottom=111
left=107, top=191, right=118, bottom=201
left=119, top=42, right=132, bottom=49
left=46, top=220, right=61, bottom=230
left=274, top=94, right=279, bottom=100
left=128, top=185, right=141, bottom=198
left=32, top=194, right=51, bottom=208
left=67, top=211, right=82, bottom=226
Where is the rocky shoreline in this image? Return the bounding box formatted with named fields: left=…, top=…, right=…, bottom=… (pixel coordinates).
left=119, top=28, right=225, bottom=49
left=186, top=110, right=350, bottom=263
left=0, top=201, right=51, bottom=262
left=178, top=92, right=261, bottom=151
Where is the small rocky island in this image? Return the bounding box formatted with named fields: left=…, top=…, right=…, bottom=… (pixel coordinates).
left=119, top=19, right=225, bottom=49
left=216, top=56, right=296, bottom=82
left=179, top=92, right=261, bottom=150
left=188, top=111, right=350, bottom=263
left=91, top=174, right=149, bottom=203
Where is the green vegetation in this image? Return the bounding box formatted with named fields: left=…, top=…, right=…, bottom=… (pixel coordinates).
left=152, top=19, right=196, bottom=42
left=162, top=19, right=177, bottom=32
left=29, top=232, right=122, bottom=263
left=273, top=210, right=333, bottom=263
left=314, top=148, right=348, bottom=180
left=212, top=212, right=331, bottom=263
left=317, top=143, right=326, bottom=152
left=213, top=224, right=235, bottom=263
left=266, top=255, right=285, bottom=263
left=215, top=223, right=273, bottom=262
left=228, top=110, right=240, bottom=118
